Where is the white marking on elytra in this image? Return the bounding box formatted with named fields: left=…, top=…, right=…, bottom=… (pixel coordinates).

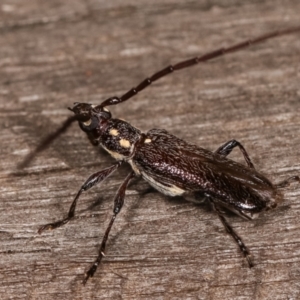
left=109, top=128, right=119, bottom=136
left=119, top=139, right=131, bottom=148
left=145, top=138, right=151, bottom=143
left=142, top=172, right=185, bottom=197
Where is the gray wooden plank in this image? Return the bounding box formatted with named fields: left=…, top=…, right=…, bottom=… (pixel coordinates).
left=0, top=1, right=300, bottom=299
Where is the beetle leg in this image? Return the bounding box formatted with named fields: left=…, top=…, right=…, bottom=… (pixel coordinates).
left=209, top=198, right=253, bottom=268
left=83, top=171, right=135, bottom=285
left=38, top=161, right=123, bottom=234
left=215, top=139, right=255, bottom=169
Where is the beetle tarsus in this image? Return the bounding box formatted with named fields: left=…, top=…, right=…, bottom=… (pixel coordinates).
left=276, top=175, right=300, bottom=188
left=246, top=255, right=254, bottom=268
left=38, top=218, right=70, bottom=234
left=83, top=264, right=98, bottom=285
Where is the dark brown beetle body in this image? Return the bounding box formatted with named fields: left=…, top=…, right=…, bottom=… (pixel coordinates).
left=79, top=103, right=279, bottom=219
left=20, top=27, right=300, bottom=284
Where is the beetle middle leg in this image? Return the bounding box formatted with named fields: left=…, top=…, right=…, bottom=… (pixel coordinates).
left=209, top=197, right=253, bottom=267
left=83, top=171, right=135, bottom=284
left=38, top=161, right=123, bottom=234
left=215, top=139, right=255, bottom=169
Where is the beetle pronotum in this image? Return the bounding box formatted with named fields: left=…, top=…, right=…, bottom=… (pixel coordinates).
left=20, top=26, right=300, bottom=284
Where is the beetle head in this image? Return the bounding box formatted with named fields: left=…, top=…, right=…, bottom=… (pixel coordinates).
left=69, top=102, right=111, bottom=145
left=69, top=102, right=111, bottom=130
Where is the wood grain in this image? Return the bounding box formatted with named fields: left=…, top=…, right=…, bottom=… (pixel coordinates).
left=1, top=1, right=300, bottom=299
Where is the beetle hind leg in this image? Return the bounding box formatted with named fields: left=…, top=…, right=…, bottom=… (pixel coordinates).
left=215, top=139, right=255, bottom=169
left=209, top=198, right=253, bottom=268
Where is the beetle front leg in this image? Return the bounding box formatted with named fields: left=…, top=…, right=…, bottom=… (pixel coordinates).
left=38, top=161, right=123, bottom=234
left=215, top=139, right=255, bottom=169
left=209, top=198, right=253, bottom=268
left=83, top=171, right=135, bottom=285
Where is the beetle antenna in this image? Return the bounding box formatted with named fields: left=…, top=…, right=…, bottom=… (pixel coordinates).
left=100, top=26, right=300, bottom=108
left=18, top=115, right=77, bottom=169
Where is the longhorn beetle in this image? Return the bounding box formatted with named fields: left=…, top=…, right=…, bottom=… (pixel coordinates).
left=20, top=26, right=300, bottom=284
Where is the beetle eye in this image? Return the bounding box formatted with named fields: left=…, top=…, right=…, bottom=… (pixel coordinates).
left=80, top=116, right=98, bottom=131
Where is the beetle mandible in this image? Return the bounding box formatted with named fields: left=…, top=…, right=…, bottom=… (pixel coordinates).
left=20, top=26, right=300, bottom=284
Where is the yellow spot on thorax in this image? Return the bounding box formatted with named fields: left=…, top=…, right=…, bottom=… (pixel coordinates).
left=145, top=138, right=151, bottom=143
left=109, top=128, right=119, bottom=136
left=119, top=139, right=131, bottom=148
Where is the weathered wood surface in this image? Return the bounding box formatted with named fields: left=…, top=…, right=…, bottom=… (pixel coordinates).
left=1, top=1, right=300, bottom=299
